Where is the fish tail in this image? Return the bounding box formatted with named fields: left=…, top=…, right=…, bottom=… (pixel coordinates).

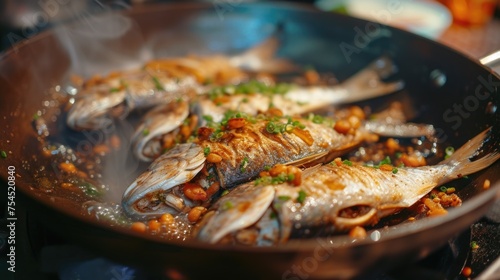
left=339, top=57, right=404, bottom=103
left=229, top=37, right=297, bottom=73
left=440, top=127, right=499, bottom=179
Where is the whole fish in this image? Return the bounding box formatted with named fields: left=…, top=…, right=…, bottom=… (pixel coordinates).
left=122, top=112, right=376, bottom=219
left=196, top=128, right=499, bottom=245
left=66, top=37, right=296, bottom=131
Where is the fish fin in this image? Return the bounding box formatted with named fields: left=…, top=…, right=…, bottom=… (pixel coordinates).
left=340, top=57, right=404, bottom=103
left=440, top=127, right=499, bottom=180
left=286, top=151, right=329, bottom=167
left=197, top=185, right=275, bottom=244
left=301, top=164, right=323, bottom=178
left=229, top=37, right=298, bottom=73
left=363, top=121, right=435, bottom=138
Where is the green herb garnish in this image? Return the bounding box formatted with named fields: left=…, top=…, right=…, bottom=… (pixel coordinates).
left=444, top=146, right=454, bottom=159
left=152, top=76, right=164, bottom=91
left=240, top=157, right=249, bottom=172
left=379, top=156, right=392, bottom=166
left=142, top=128, right=149, bottom=136
left=297, top=190, right=307, bottom=204
left=203, top=147, right=211, bottom=156
left=392, top=167, right=398, bottom=174
left=269, top=211, right=277, bottom=219
left=79, top=181, right=101, bottom=198
left=221, top=201, right=234, bottom=210
left=311, top=114, right=324, bottom=124
left=278, top=195, right=291, bottom=201
left=439, top=186, right=448, bottom=192
left=266, top=121, right=280, bottom=134
left=342, top=159, right=353, bottom=166
left=1, top=151, right=7, bottom=158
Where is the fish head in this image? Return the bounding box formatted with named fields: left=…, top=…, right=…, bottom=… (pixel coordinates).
left=196, top=184, right=276, bottom=244
left=131, top=100, right=190, bottom=161
left=67, top=86, right=127, bottom=130
left=122, top=143, right=206, bottom=219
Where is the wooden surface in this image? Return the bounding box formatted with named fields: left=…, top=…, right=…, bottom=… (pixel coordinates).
left=439, top=18, right=500, bottom=62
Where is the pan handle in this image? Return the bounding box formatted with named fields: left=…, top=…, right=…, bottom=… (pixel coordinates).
left=479, top=50, right=500, bottom=69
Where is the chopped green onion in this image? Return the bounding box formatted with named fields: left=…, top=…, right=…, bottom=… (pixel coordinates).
left=203, top=147, right=211, bottom=156
left=152, top=76, right=164, bottom=91
left=342, top=159, right=353, bottom=166
left=297, top=190, right=307, bottom=204
left=311, top=114, right=324, bottom=124
left=292, top=120, right=305, bottom=129
left=142, top=128, right=149, bottom=136
left=379, top=156, right=391, bottom=166
left=79, top=182, right=101, bottom=198
left=203, top=115, right=213, bottom=122
left=470, top=241, right=479, bottom=250
left=278, top=195, right=291, bottom=201
left=1, top=151, right=7, bottom=158
left=210, top=130, right=225, bottom=141
left=444, top=146, right=454, bottom=159
left=266, top=121, right=278, bottom=134
left=109, top=87, right=120, bottom=93
left=392, top=167, right=398, bottom=174
left=240, top=157, right=249, bottom=172
left=221, top=190, right=229, bottom=196
left=287, top=173, right=295, bottom=181
left=221, top=201, right=234, bottom=210
left=439, top=186, right=448, bottom=192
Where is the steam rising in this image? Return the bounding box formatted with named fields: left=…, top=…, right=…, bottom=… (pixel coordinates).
left=54, top=9, right=150, bottom=77
left=53, top=7, right=151, bottom=203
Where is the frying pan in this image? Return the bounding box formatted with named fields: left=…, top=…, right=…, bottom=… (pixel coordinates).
left=1, top=2, right=499, bottom=279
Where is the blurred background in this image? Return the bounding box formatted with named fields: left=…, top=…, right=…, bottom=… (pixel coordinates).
left=1, top=0, right=500, bottom=59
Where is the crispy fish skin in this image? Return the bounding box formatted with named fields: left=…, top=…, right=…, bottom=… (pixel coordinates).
left=201, top=117, right=367, bottom=189
left=197, top=128, right=499, bottom=244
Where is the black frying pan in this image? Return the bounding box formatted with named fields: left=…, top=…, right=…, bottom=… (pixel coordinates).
left=0, top=2, right=499, bottom=279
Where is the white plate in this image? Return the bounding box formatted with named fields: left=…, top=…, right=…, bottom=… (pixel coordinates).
left=315, top=0, right=452, bottom=39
